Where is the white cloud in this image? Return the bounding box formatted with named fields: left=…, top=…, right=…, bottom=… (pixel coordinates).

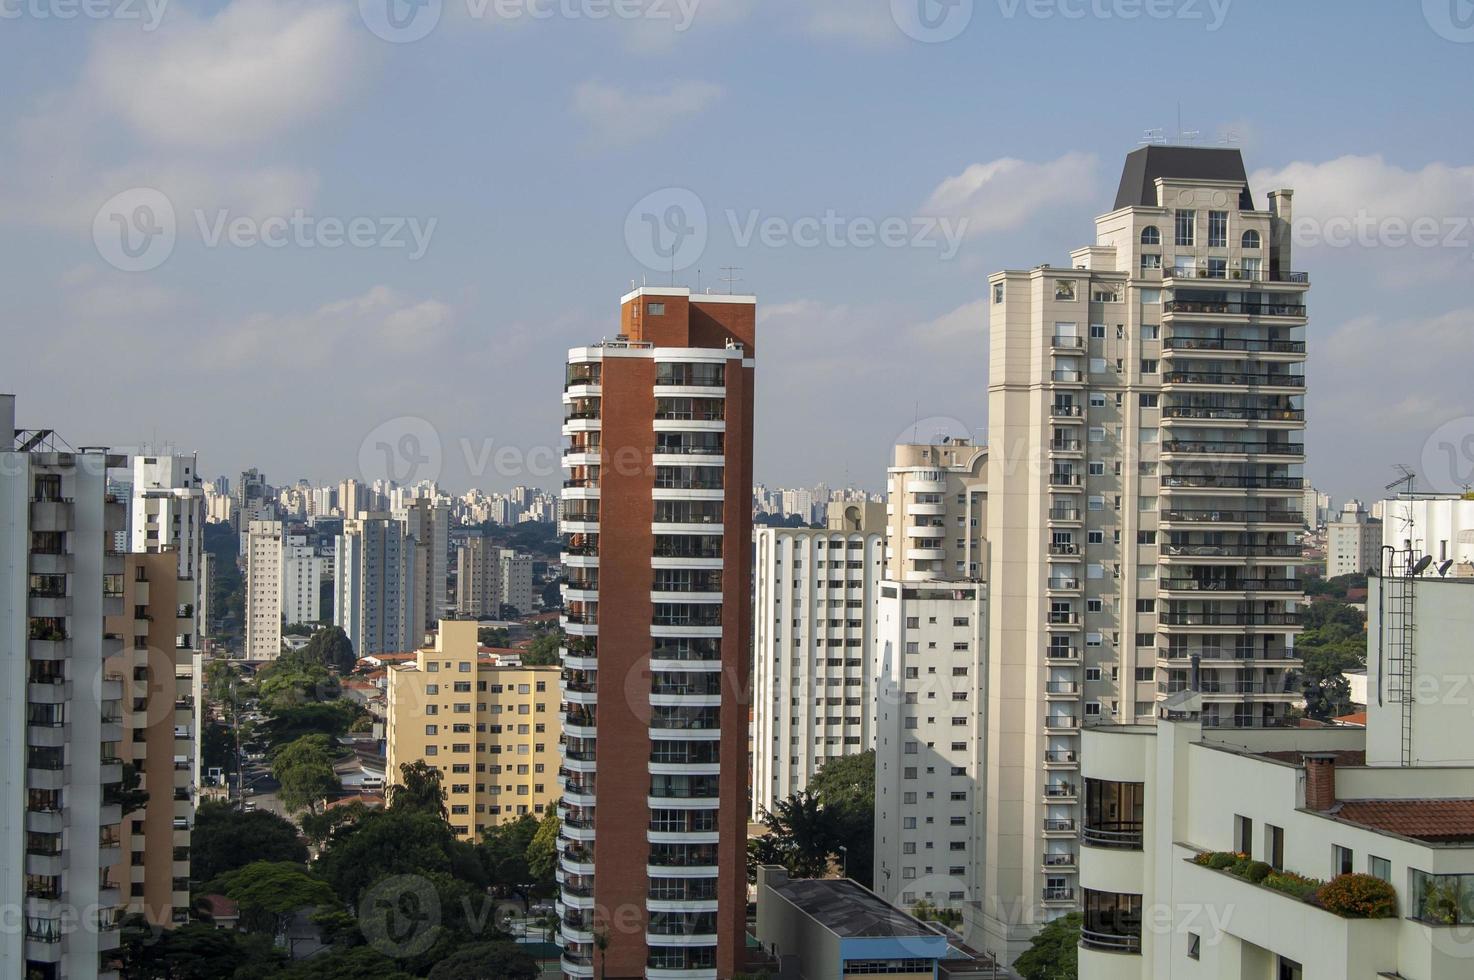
left=800, top=0, right=901, bottom=43
left=212, top=286, right=455, bottom=369
left=924, top=153, right=1100, bottom=237
left=86, top=0, right=364, bottom=150
left=572, top=79, right=723, bottom=148
left=906, top=298, right=987, bottom=351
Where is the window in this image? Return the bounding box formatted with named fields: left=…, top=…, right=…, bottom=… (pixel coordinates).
left=1369, top=855, right=1391, bottom=883
left=1207, top=210, right=1228, bottom=247
left=1242, top=229, right=1261, bottom=249
left=1174, top=209, right=1195, bottom=246
left=648, top=302, right=666, bottom=315
left=1187, top=933, right=1200, bottom=960
left=992, top=282, right=1004, bottom=303
left=1089, top=323, right=1106, bottom=339
left=1140, top=359, right=1158, bottom=374
left=1139, top=393, right=1158, bottom=407
left=1054, top=279, right=1078, bottom=301
left=1139, top=253, right=1161, bottom=273
left=1334, top=845, right=1353, bottom=876
left=1140, top=225, right=1160, bottom=245
left=1140, top=288, right=1161, bottom=304
left=1267, top=824, right=1284, bottom=869
left=1234, top=814, right=1253, bottom=857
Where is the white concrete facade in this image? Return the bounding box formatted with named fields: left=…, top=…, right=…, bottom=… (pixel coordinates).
left=1380, top=495, right=1474, bottom=573
left=243, top=519, right=283, bottom=661
left=336, top=513, right=416, bottom=657
left=751, top=525, right=885, bottom=819
left=1327, top=500, right=1381, bottom=578
left=281, top=533, right=325, bottom=627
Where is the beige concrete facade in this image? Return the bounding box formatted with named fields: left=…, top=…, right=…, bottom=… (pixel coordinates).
left=385, top=620, right=560, bottom=839
left=983, top=147, right=1308, bottom=964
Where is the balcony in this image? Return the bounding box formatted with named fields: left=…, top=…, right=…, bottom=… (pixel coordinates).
left=1045, top=715, right=1079, bottom=732
left=1161, top=440, right=1304, bottom=457
left=1159, top=509, right=1304, bottom=526
left=1051, top=369, right=1084, bottom=384
left=1049, top=473, right=1082, bottom=489
left=1048, top=543, right=1081, bottom=558
left=1159, top=611, right=1302, bottom=628
left=1047, top=577, right=1081, bottom=593
left=1082, top=821, right=1143, bottom=850
left=1044, top=749, right=1078, bottom=767
left=1162, top=336, right=1306, bottom=355
left=1161, top=474, right=1303, bottom=491
left=1044, top=783, right=1078, bottom=801
left=1162, top=300, right=1307, bottom=317
left=1046, top=646, right=1080, bottom=662
left=1080, top=928, right=1142, bottom=954
left=1043, top=852, right=1077, bottom=870
left=1045, top=681, right=1079, bottom=697
left=1050, top=335, right=1084, bottom=350
left=1042, top=887, right=1075, bottom=904
left=1049, top=506, right=1082, bottom=522
left=1158, top=577, right=1302, bottom=594
left=1162, top=371, right=1305, bottom=389
left=1047, top=611, right=1081, bottom=627
left=1162, top=405, right=1305, bottom=423
left=1050, top=404, right=1083, bottom=419
left=1043, top=818, right=1076, bottom=834
left=1161, top=543, right=1302, bottom=560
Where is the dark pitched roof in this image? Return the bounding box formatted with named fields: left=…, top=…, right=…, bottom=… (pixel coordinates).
left=1114, top=145, right=1254, bottom=211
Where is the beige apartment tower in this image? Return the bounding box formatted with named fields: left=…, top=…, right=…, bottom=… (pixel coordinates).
left=983, top=146, right=1307, bottom=964
left=385, top=620, right=560, bottom=838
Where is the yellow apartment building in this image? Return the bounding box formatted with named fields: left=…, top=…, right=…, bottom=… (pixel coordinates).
left=386, top=620, right=560, bottom=838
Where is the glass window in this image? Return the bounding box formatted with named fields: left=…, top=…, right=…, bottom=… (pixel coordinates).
left=1174, top=209, right=1195, bottom=246
left=1369, top=855, right=1391, bottom=883
left=1242, top=230, right=1261, bottom=249
left=1208, top=210, right=1228, bottom=247
left=1140, top=226, right=1160, bottom=245
left=1410, top=869, right=1474, bottom=924
left=1081, top=889, right=1143, bottom=953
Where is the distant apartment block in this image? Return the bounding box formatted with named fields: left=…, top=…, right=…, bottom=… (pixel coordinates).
left=243, top=520, right=284, bottom=661
left=1326, top=500, right=1381, bottom=577
left=397, top=497, right=450, bottom=634
left=336, top=513, right=417, bottom=657
left=455, top=534, right=502, bottom=618
left=281, top=533, right=325, bottom=627
left=385, top=621, right=560, bottom=838
left=499, top=549, right=534, bottom=615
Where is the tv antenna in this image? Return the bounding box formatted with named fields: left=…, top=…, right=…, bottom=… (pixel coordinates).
left=1140, top=128, right=1167, bottom=145
left=719, top=267, right=743, bottom=295
left=1385, top=464, right=1416, bottom=496
left=1218, top=130, right=1241, bottom=146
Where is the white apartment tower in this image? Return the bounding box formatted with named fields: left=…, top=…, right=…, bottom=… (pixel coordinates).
left=872, top=440, right=989, bottom=918
left=336, top=513, right=416, bottom=657
left=396, top=497, right=449, bottom=634
left=751, top=511, right=886, bottom=819
left=982, top=146, right=1307, bottom=964
left=1, top=395, right=128, bottom=979
left=281, top=533, right=325, bottom=627
left=1326, top=500, right=1381, bottom=577
left=243, top=520, right=284, bottom=661
left=499, top=549, right=534, bottom=615
left=455, top=534, right=502, bottom=618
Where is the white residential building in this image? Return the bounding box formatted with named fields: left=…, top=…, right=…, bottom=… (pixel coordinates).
left=336, top=513, right=416, bottom=657
left=499, top=548, right=534, bottom=614
left=1, top=394, right=127, bottom=979
left=872, top=440, right=989, bottom=917
left=1380, top=494, right=1474, bottom=572
left=1326, top=500, right=1381, bottom=577
left=1078, top=569, right=1474, bottom=980
left=455, top=534, right=502, bottom=618
left=243, top=520, right=284, bottom=660
left=282, top=533, right=325, bottom=627
left=751, top=515, right=885, bottom=819
left=396, top=497, right=449, bottom=634
left=983, top=145, right=1307, bottom=965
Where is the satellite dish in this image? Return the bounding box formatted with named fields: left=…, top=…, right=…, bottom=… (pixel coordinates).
left=1439, top=560, right=1454, bottom=577
left=1413, top=555, right=1434, bottom=576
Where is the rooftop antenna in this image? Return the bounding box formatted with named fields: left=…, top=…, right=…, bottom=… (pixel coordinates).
left=1218, top=130, right=1241, bottom=146
left=719, top=267, right=743, bottom=295
left=1140, top=128, right=1167, bottom=146
left=1385, top=464, right=1416, bottom=497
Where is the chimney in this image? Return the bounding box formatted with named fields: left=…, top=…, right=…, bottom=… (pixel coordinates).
left=0, top=394, right=14, bottom=448
left=1268, top=188, right=1294, bottom=272
left=1304, top=753, right=1338, bottom=811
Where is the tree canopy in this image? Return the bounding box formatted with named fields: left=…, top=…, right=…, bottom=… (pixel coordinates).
left=272, top=734, right=343, bottom=815
left=1013, top=912, right=1080, bottom=980
left=192, top=800, right=308, bottom=884
left=426, top=941, right=539, bottom=980
left=207, top=861, right=341, bottom=935
left=387, top=760, right=448, bottom=820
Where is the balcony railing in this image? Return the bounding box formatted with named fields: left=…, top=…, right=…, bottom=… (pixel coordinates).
left=1160, top=612, right=1302, bottom=627
left=1162, top=544, right=1302, bottom=558
left=1160, top=510, right=1304, bottom=524
left=1162, top=372, right=1304, bottom=388
left=1044, top=750, right=1077, bottom=764
left=1082, top=821, right=1144, bottom=849
left=1163, top=300, right=1306, bottom=317
left=1162, top=406, right=1305, bottom=422
left=1081, top=929, right=1142, bottom=953
left=1161, top=441, right=1304, bottom=456
left=1158, top=577, right=1301, bottom=592
left=1042, top=887, right=1075, bottom=902
left=1043, top=819, right=1076, bottom=832
left=1050, top=404, right=1082, bottom=417
left=1162, top=263, right=1307, bottom=284
left=1162, top=337, right=1305, bottom=354
left=1161, top=475, right=1303, bottom=490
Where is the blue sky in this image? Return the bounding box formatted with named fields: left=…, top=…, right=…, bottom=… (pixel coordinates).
left=3, top=0, right=1473, bottom=506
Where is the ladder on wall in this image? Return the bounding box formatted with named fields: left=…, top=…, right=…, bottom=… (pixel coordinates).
left=1382, top=549, right=1417, bottom=766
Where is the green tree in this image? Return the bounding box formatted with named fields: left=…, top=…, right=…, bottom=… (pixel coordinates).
left=316, top=809, right=486, bottom=909
left=477, top=627, right=510, bottom=647
left=426, top=941, right=539, bottom=980
left=751, top=791, right=839, bottom=880
left=259, top=700, right=365, bottom=751
left=274, top=946, right=416, bottom=980
left=209, top=861, right=340, bottom=936
left=478, top=815, right=540, bottom=904
left=1013, top=911, right=1080, bottom=980
left=299, top=626, right=357, bottom=673
left=528, top=808, right=560, bottom=890
left=387, top=760, right=448, bottom=819
left=118, top=918, right=284, bottom=979
left=808, top=751, right=875, bottom=886
left=191, top=800, right=308, bottom=884
left=273, top=734, right=342, bottom=815
left=256, top=648, right=340, bottom=713
left=521, top=630, right=562, bottom=666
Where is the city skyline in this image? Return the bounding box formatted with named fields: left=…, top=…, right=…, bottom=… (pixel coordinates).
left=3, top=3, right=1473, bottom=508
